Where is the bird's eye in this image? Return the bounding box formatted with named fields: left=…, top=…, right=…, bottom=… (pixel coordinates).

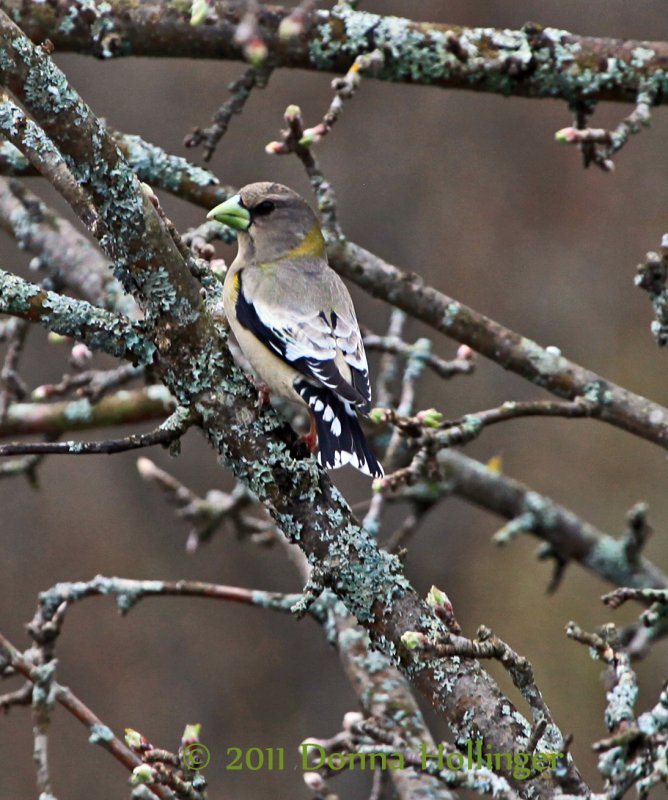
left=254, top=200, right=275, bottom=216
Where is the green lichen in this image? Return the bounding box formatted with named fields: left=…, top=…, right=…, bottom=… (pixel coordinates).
left=137, top=266, right=177, bottom=313
left=524, top=491, right=558, bottom=529
left=63, top=398, right=93, bottom=424
left=521, top=338, right=565, bottom=381
left=632, top=47, right=655, bottom=68
left=442, top=301, right=461, bottom=328
left=89, top=724, right=114, bottom=745
left=582, top=380, right=613, bottom=406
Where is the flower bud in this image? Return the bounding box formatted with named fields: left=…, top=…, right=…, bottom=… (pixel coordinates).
left=426, top=586, right=447, bottom=608
left=416, top=408, right=443, bottom=428
left=130, top=765, right=156, bottom=786
left=245, top=37, right=268, bottom=65
left=342, top=711, right=364, bottom=731
left=181, top=723, right=202, bottom=746
left=70, top=342, right=93, bottom=368
left=303, top=772, right=325, bottom=791
left=401, top=631, right=426, bottom=650
left=457, top=344, right=474, bottom=360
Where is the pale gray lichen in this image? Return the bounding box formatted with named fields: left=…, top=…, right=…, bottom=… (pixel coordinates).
left=89, top=724, right=114, bottom=745
left=63, top=397, right=93, bottom=424
left=442, top=301, right=461, bottom=328
left=632, top=47, right=655, bottom=68
left=521, top=338, right=565, bottom=379
left=582, top=380, right=613, bottom=406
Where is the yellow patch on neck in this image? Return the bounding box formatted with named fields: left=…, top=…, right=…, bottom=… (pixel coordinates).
left=283, top=223, right=326, bottom=260
left=226, top=270, right=241, bottom=304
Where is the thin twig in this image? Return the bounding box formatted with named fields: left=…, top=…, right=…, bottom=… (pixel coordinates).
left=363, top=330, right=475, bottom=381
left=0, top=631, right=172, bottom=800
left=185, top=64, right=273, bottom=161
left=0, top=681, right=32, bottom=712
left=137, top=458, right=276, bottom=551
left=0, top=406, right=194, bottom=457
left=556, top=88, right=655, bottom=171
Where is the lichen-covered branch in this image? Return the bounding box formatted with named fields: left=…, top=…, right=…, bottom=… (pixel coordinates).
left=398, top=448, right=668, bottom=594
left=2, top=1, right=668, bottom=107
left=33, top=575, right=305, bottom=624
left=47, top=126, right=668, bottom=454
left=113, top=130, right=233, bottom=208
left=565, top=622, right=667, bottom=798
left=333, top=610, right=458, bottom=800
left=328, top=240, right=668, bottom=451
left=0, top=129, right=234, bottom=212
left=0, top=177, right=131, bottom=313
left=0, top=386, right=173, bottom=438
left=0, top=630, right=169, bottom=799
left=0, top=94, right=96, bottom=227
left=0, top=15, right=203, bottom=334
left=0, top=268, right=155, bottom=364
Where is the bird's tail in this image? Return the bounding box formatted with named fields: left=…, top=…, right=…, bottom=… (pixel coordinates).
left=295, top=381, right=384, bottom=478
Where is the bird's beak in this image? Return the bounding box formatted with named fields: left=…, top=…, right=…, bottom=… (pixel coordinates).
left=207, top=194, right=251, bottom=231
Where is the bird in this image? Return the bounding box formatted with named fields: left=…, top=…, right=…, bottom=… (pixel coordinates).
left=207, top=182, right=383, bottom=478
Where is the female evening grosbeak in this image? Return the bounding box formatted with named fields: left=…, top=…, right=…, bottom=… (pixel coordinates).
left=207, top=182, right=383, bottom=478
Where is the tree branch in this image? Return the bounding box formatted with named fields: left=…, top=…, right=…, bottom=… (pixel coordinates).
left=0, top=406, right=191, bottom=457
left=329, top=240, right=668, bottom=451
left=29, top=123, right=664, bottom=455
left=0, top=268, right=155, bottom=365
left=0, top=177, right=132, bottom=313
left=2, top=2, right=668, bottom=106
left=0, top=631, right=171, bottom=799
left=398, top=448, right=668, bottom=593
left=0, top=386, right=173, bottom=438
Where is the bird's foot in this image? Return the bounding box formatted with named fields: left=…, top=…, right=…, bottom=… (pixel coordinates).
left=297, top=428, right=318, bottom=454
left=255, top=381, right=271, bottom=410
left=297, top=412, right=318, bottom=454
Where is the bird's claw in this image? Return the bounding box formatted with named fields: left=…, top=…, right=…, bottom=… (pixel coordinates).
left=255, top=382, right=271, bottom=410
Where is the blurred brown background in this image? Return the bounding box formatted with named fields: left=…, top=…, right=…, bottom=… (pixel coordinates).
left=1, top=1, right=668, bottom=797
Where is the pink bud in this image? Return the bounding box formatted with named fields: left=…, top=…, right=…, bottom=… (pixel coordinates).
left=245, top=37, right=268, bottom=65
left=303, top=772, right=325, bottom=791
left=342, top=711, right=364, bottom=731
left=70, top=343, right=93, bottom=368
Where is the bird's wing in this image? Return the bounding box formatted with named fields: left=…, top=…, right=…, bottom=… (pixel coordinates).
left=236, top=275, right=368, bottom=407
left=330, top=308, right=371, bottom=412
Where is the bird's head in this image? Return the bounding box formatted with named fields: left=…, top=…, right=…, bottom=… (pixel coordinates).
left=207, top=182, right=326, bottom=264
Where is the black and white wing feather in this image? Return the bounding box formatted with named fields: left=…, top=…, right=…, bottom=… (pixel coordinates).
left=236, top=276, right=370, bottom=409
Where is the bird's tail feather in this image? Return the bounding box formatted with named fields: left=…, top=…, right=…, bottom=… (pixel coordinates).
left=295, top=381, right=383, bottom=478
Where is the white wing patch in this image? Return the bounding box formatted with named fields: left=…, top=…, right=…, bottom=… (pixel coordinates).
left=334, top=314, right=368, bottom=372
left=252, top=296, right=370, bottom=407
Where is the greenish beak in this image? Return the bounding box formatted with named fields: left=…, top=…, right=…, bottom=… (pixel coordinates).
left=207, top=194, right=251, bottom=231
